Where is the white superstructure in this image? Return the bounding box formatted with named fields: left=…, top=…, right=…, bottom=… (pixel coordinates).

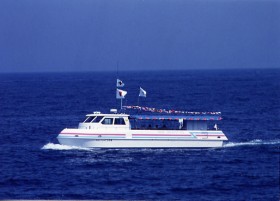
left=57, top=111, right=228, bottom=148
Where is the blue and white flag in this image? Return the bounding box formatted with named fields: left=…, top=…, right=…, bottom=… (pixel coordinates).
left=117, top=79, right=125, bottom=87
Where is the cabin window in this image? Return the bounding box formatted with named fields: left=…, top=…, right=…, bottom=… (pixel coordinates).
left=101, top=118, right=113, bottom=125
left=93, top=116, right=104, bottom=123
left=83, top=116, right=96, bottom=123
left=187, top=121, right=207, bottom=130
left=114, top=118, right=125, bottom=125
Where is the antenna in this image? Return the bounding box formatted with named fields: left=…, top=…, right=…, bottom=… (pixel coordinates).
left=116, top=61, right=119, bottom=109
left=116, top=61, right=119, bottom=79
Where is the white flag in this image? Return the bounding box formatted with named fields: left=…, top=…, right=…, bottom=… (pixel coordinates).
left=139, top=87, right=147, bottom=97
left=117, top=79, right=125, bottom=87
left=116, top=89, right=127, bottom=99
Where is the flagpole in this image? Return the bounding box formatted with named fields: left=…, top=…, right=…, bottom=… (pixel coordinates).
left=116, top=61, right=119, bottom=79
left=138, top=86, right=140, bottom=107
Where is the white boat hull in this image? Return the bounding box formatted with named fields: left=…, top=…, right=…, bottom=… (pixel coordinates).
left=58, top=122, right=228, bottom=148
left=57, top=137, right=225, bottom=148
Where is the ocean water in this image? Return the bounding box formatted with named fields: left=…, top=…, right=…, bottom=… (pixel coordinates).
left=0, top=69, right=279, bottom=200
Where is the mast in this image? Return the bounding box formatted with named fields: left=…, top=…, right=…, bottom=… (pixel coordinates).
left=116, top=64, right=126, bottom=112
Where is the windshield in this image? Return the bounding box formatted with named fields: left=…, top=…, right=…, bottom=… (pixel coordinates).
left=83, top=116, right=96, bottom=123
left=92, top=116, right=104, bottom=123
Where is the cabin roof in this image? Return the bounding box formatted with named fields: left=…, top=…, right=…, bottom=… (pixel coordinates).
left=129, top=114, right=222, bottom=121
left=86, top=113, right=129, bottom=117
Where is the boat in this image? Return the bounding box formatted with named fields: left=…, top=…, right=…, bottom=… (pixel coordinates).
left=57, top=110, right=228, bottom=148
left=57, top=80, right=228, bottom=148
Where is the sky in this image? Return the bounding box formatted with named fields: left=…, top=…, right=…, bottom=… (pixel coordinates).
left=0, top=0, right=279, bottom=73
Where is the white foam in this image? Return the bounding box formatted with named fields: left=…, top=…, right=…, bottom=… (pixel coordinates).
left=224, top=139, right=280, bottom=148
left=41, top=143, right=91, bottom=151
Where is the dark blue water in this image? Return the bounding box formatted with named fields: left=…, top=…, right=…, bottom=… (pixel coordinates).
left=0, top=69, right=279, bottom=200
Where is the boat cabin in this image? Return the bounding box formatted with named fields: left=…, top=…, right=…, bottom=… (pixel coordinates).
left=129, top=114, right=221, bottom=130
left=78, top=112, right=221, bottom=131
left=78, top=113, right=130, bottom=130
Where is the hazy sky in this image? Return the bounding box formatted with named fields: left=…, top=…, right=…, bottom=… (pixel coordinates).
left=0, top=0, right=279, bottom=72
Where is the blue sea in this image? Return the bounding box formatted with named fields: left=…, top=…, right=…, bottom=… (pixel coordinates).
left=0, top=69, right=279, bottom=200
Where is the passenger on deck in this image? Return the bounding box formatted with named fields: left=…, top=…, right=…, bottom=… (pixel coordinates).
left=214, top=124, right=218, bottom=130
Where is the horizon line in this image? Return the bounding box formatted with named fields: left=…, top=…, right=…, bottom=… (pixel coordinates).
left=0, top=67, right=279, bottom=74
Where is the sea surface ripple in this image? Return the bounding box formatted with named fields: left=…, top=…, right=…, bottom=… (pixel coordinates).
left=0, top=69, right=279, bottom=200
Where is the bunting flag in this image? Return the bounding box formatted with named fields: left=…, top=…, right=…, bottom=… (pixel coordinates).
left=123, top=105, right=221, bottom=115
left=117, top=79, right=125, bottom=87
left=116, top=89, right=127, bottom=99
left=139, top=87, right=147, bottom=97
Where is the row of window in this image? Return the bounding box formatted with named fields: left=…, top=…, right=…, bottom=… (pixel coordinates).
left=83, top=116, right=126, bottom=125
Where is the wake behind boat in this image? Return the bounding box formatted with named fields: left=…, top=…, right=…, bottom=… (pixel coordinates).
left=57, top=79, right=228, bottom=148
